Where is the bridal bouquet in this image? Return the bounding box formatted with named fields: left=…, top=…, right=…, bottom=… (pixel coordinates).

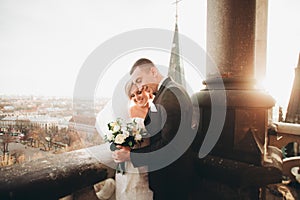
left=105, top=118, right=146, bottom=174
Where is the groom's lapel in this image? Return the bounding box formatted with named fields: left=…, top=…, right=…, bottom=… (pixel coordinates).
left=153, top=77, right=171, bottom=104
left=144, top=111, right=151, bottom=126
left=144, top=109, right=161, bottom=136
left=144, top=77, right=172, bottom=132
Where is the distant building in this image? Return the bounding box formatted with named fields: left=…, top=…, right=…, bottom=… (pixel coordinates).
left=0, top=116, right=30, bottom=131
left=68, top=115, right=96, bottom=134
left=68, top=115, right=102, bottom=145
left=3, top=106, right=14, bottom=111
left=0, top=115, right=70, bottom=132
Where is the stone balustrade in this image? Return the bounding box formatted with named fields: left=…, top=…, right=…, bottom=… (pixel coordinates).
left=269, top=122, right=300, bottom=148
left=0, top=144, right=115, bottom=200
left=1, top=122, right=298, bottom=199
left=268, top=122, right=300, bottom=183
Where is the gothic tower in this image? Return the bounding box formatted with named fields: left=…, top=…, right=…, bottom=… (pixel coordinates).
left=285, top=53, right=300, bottom=123
left=168, top=1, right=186, bottom=88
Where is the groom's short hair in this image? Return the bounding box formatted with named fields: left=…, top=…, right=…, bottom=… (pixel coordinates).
left=130, top=58, right=155, bottom=75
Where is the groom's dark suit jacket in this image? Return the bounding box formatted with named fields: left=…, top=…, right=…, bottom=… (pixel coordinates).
left=130, top=77, right=195, bottom=199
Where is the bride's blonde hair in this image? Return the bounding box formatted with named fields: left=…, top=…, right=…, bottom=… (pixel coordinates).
left=125, top=80, right=135, bottom=99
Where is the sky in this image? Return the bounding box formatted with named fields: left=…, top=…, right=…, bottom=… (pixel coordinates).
left=0, top=0, right=299, bottom=111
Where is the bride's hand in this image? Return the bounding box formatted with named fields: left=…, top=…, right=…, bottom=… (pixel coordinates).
left=112, top=146, right=131, bottom=163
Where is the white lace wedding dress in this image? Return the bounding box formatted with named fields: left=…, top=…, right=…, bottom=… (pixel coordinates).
left=115, top=162, right=153, bottom=200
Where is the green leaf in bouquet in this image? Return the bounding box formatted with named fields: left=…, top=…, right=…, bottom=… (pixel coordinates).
left=110, top=143, right=118, bottom=151
left=107, top=123, right=112, bottom=131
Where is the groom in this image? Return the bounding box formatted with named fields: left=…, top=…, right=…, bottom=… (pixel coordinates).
left=113, top=58, right=195, bottom=200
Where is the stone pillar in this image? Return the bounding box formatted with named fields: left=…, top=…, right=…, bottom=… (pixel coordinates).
left=255, top=0, right=268, bottom=84
left=206, top=0, right=256, bottom=89
left=195, top=0, right=275, bottom=165
left=191, top=1, right=283, bottom=198
left=206, top=0, right=269, bottom=87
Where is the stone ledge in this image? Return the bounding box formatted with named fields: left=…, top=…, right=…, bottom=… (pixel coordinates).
left=0, top=144, right=115, bottom=200
left=273, top=122, right=300, bottom=136
left=195, top=155, right=282, bottom=188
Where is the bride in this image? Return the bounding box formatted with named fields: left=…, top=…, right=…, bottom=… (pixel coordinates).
left=113, top=82, right=154, bottom=200
left=95, top=79, right=155, bottom=200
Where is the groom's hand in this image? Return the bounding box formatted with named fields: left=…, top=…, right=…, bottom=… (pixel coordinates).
left=112, top=146, right=131, bottom=163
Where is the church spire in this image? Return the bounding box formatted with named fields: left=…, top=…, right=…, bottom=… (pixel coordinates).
left=175, top=0, right=181, bottom=24
left=168, top=0, right=186, bottom=88
left=285, top=53, right=300, bottom=123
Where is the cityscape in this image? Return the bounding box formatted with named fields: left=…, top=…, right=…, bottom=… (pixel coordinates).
left=0, top=94, right=109, bottom=167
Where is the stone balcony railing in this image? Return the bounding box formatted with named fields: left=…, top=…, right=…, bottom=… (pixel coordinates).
left=0, top=144, right=115, bottom=200
left=0, top=144, right=284, bottom=200
left=2, top=121, right=298, bottom=199
left=0, top=145, right=284, bottom=199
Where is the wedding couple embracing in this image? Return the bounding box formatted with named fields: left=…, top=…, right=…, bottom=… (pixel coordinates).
left=98, top=58, right=196, bottom=200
